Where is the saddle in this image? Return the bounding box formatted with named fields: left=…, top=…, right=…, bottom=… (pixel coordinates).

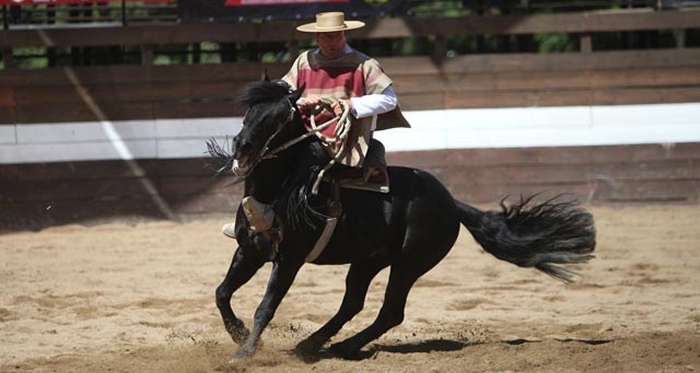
left=301, top=99, right=390, bottom=195
left=296, top=99, right=391, bottom=262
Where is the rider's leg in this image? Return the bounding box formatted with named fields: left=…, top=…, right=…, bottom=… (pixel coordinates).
left=363, top=138, right=387, bottom=183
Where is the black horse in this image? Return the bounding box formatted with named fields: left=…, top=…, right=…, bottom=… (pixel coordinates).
left=210, top=79, right=596, bottom=360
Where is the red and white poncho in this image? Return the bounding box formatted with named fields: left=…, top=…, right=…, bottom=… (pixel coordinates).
left=283, top=47, right=410, bottom=166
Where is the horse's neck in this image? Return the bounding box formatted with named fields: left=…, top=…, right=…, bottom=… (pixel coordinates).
left=244, top=118, right=307, bottom=203
left=244, top=152, right=296, bottom=203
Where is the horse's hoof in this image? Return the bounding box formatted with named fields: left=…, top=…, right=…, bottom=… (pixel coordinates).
left=329, top=342, right=362, bottom=360
left=231, top=327, right=251, bottom=344
left=295, top=336, right=324, bottom=355
left=228, top=346, right=255, bottom=362
left=225, top=320, right=250, bottom=344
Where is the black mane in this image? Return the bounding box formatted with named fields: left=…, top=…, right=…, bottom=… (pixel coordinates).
left=238, top=80, right=291, bottom=108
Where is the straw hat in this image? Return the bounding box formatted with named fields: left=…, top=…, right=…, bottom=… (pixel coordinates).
left=296, top=12, right=365, bottom=33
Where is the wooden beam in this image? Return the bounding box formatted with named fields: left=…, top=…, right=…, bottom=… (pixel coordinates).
left=379, top=48, right=700, bottom=74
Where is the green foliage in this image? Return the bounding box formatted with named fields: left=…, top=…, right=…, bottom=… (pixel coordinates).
left=200, top=43, right=222, bottom=64
left=394, top=37, right=432, bottom=56
left=534, top=33, right=576, bottom=53
left=11, top=47, right=49, bottom=69
left=410, top=0, right=465, bottom=17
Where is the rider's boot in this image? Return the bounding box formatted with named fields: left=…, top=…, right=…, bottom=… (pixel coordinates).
left=221, top=222, right=237, bottom=239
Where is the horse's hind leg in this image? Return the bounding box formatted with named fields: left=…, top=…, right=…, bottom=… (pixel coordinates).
left=329, top=262, right=426, bottom=359
left=216, top=245, right=266, bottom=344
left=296, top=257, right=390, bottom=354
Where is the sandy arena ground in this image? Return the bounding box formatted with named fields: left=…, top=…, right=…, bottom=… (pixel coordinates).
left=1, top=205, right=699, bottom=373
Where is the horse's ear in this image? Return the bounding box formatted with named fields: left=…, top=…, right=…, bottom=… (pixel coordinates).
left=289, top=83, right=305, bottom=103
left=262, top=69, right=270, bottom=82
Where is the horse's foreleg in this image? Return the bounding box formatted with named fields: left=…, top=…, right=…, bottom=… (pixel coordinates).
left=216, top=245, right=266, bottom=344
left=296, top=258, right=390, bottom=354
left=232, top=257, right=304, bottom=359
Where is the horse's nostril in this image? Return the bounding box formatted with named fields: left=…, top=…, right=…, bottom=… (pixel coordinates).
left=232, top=137, right=244, bottom=155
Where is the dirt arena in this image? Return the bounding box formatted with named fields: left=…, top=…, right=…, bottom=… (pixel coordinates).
left=1, top=204, right=699, bottom=373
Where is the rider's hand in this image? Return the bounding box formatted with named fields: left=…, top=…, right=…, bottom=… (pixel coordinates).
left=297, top=95, right=322, bottom=111
left=331, top=99, right=351, bottom=116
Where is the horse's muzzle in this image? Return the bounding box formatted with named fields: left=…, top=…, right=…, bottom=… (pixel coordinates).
left=232, top=158, right=254, bottom=176
left=232, top=159, right=244, bottom=175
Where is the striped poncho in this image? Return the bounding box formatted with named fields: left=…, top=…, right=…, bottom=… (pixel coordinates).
left=282, top=48, right=410, bottom=166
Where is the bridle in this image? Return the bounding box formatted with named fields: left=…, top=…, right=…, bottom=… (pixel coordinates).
left=260, top=97, right=351, bottom=160
left=237, top=96, right=352, bottom=194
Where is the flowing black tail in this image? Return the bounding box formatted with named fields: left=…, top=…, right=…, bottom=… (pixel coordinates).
left=456, top=195, right=596, bottom=283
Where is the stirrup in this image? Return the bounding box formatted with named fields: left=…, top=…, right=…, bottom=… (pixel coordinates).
left=241, top=196, right=275, bottom=232
left=339, top=167, right=390, bottom=193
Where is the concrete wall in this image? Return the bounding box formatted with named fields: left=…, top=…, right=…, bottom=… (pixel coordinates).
left=2, top=103, right=699, bottom=164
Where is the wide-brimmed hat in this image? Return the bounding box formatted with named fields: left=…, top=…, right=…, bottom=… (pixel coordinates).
left=296, top=12, right=365, bottom=33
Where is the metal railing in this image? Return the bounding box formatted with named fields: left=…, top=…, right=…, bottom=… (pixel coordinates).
left=4, top=0, right=695, bottom=30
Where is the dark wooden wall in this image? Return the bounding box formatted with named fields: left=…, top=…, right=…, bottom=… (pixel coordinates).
left=2, top=10, right=700, bottom=230
left=1, top=48, right=699, bottom=124
left=385, top=49, right=700, bottom=110
left=2, top=143, right=698, bottom=231
left=387, top=143, right=700, bottom=204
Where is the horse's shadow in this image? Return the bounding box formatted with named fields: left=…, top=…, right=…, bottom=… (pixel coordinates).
left=296, top=338, right=474, bottom=362
left=371, top=338, right=472, bottom=354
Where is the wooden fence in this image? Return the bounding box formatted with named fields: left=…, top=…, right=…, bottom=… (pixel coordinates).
left=3, top=141, right=698, bottom=230
left=1, top=9, right=699, bottom=123
left=0, top=47, right=699, bottom=125
left=1, top=9, right=699, bottom=229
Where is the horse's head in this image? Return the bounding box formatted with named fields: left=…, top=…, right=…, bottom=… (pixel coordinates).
left=231, top=79, right=303, bottom=177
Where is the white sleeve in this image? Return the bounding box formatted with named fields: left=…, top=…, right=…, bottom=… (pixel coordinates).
left=349, top=86, right=398, bottom=119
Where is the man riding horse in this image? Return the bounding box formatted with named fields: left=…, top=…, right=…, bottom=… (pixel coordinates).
left=211, top=12, right=596, bottom=361
left=222, top=11, right=410, bottom=238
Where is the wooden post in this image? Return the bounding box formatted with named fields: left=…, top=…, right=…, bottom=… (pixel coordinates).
left=2, top=48, right=15, bottom=69
left=141, top=45, right=154, bottom=65
left=676, top=29, right=686, bottom=49
left=580, top=33, right=592, bottom=53
left=192, top=43, right=201, bottom=64
left=121, top=0, right=127, bottom=26
left=433, top=35, right=446, bottom=64
left=289, top=40, right=299, bottom=60
left=2, top=5, right=8, bottom=30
